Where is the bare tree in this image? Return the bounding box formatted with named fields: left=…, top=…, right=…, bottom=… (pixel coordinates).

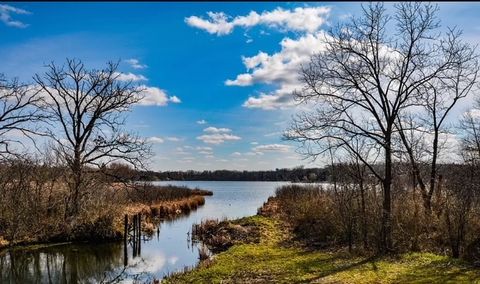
left=286, top=3, right=465, bottom=252
left=34, top=59, right=152, bottom=217
left=460, top=100, right=480, bottom=163
left=396, top=30, right=479, bottom=214
left=0, top=74, right=44, bottom=156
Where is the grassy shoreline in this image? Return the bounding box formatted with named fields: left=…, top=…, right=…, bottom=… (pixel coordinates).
left=164, top=198, right=480, bottom=284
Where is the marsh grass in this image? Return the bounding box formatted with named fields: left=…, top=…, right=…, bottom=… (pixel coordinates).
left=0, top=177, right=212, bottom=249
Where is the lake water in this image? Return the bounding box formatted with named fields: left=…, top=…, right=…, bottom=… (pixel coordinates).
left=0, top=181, right=289, bottom=283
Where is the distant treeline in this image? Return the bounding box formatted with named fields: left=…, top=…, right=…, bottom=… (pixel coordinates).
left=120, top=163, right=467, bottom=183
left=132, top=167, right=328, bottom=182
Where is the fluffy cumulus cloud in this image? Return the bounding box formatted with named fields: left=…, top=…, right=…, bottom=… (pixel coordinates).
left=186, top=6, right=330, bottom=36
left=137, top=86, right=182, bottom=106
left=196, top=119, right=207, bottom=125
left=186, top=5, right=332, bottom=110
left=0, top=4, right=31, bottom=28
left=230, top=32, right=329, bottom=110
left=197, top=127, right=241, bottom=144
left=125, top=58, right=148, bottom=69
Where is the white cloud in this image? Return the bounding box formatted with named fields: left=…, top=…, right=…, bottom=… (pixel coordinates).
left=0, top=4, right=31, bottom=28
left=196, top=146, right=213, bottom=151
left=147, top=136, right=164, bottom=144
left=250, top=141, right=259, bottom=145
left=197, top=133, right=241, bottom=145
left=203, top=126, right=231, bottom=133
left=186, top=12, right=233, bottom=36
left=166, top=136, right=182, bottom=142
left=465, top=109, right=480, bottom=119
left=197, top=146, right=214, bottom=155
left=186, top=6, right=330, bottom=36
left=125, top=58, right=148, bottom=69
left=253, top=144, right=291, bottom=153
left=148, top=136, right=182, bottom=143
left=196, top=119, right=207, bottom=125
left=180, top=156, right=195, bottom=163
left=197, top=127, right=241, bottom=144
left=175, top=147, right=191, bottom=155
left=242, top=91, right=297, bottom=110
left=228, top=32, right=328, bottom=110
left=115, top=72, right=147, bottom=82
left=136, top=86, right=182, bottom=106
left=169, top=95, right=182, bottom=103
left=237, top=33, right=400, bottom=110
left=231, top=152, right=242, bottom=156
left=186, top=6, right=332, bottom=110
left=245, top=151, right=264, bottom=156
left=264, top=131, right=283, bottom=137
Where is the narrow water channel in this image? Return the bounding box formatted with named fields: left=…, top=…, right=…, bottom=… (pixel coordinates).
left=0, top=181, right=289, bottom=283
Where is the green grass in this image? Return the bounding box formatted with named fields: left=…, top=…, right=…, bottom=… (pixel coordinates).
left=164, top=216, right=480, bottom=284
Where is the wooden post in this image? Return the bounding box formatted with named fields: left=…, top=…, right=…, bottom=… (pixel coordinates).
left=132, top=215, right=136, bottom=240
left=123, top=214, right=128, bottom=266
left=132, top=215, right=137, bottom=257
left=137, top=213, right=141, bottom=255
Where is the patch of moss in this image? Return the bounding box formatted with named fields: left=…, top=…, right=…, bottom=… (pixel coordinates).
left=164, top=216, right=480, bottom=284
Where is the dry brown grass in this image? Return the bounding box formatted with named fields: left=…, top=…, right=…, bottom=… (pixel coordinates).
left=0, top=173, right=211, bottom=249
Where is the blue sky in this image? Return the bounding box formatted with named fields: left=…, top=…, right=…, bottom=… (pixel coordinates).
left=1, top=2, right=479, bottom=171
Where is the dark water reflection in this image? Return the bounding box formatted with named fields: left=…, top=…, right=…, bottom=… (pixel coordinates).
left=0, top=242, right=125, bottom=283
left=0, top=181, right=290, bottom=283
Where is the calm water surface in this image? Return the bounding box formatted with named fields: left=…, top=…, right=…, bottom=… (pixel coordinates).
left=0, top=181, right=289, bottom=283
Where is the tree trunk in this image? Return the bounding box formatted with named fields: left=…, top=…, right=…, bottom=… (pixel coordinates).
left=425, top=129, right=439, bottom=214
left=382, top=136, right=393, bottom=253
left=67, top=149, right=82, bottom=218
left=359, top=179, right=368, bottom=250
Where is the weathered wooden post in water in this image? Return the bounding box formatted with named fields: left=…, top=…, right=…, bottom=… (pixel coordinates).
left=125, top=213, right=142, bottom=259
